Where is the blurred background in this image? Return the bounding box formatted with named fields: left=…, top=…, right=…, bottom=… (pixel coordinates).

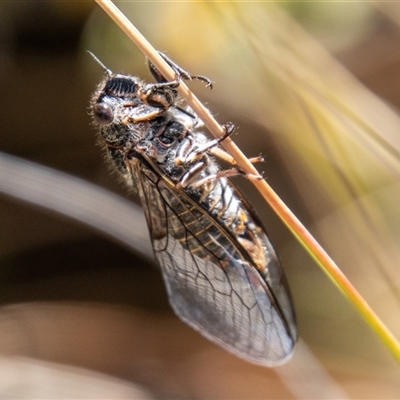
left=0, top=1, right=400, bottom=398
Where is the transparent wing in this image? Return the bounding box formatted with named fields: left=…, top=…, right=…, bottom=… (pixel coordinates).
left=133, top=160, right=296, bottom=366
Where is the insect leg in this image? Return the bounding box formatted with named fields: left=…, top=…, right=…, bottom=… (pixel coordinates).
left=210, top=147, right=264, bottom=166
left=177, top=158, right=263, bottom=190
left=140, top=51, right=213, bottom=111
left=189, top=168, right=264, bottom=189
left=207, top=122, right=265, bottom=165
left=176, top=123, right=235, bottom=165
left=122, top=108, right=164, bottom=124
left=176, top=123, right=264, bottom=166
left=149, top=51, right=213, bottom=89
left=176, top=161, right=207, bottom=189
left=137, top=84, right=178, bottom=110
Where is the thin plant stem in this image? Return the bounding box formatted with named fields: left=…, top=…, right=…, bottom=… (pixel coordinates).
left=94, top=0, right=400, bottom=363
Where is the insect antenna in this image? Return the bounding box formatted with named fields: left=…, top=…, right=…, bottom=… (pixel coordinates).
left=87, top=50, right=113, bottom=77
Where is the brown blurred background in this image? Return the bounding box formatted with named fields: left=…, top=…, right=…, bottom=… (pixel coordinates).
left=0, top=2, right=400, bottom=399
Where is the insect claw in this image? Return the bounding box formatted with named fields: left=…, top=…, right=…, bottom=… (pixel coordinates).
left=248, top=153, right=265, bottom=164
left=215, top=122, right=236, bottom=144
left=256, top=171, right=265, bottom=180
left=191, top=74, right=213, bottom=89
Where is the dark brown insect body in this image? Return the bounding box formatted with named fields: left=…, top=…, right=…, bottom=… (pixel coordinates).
left=90, top=53, right=297, bottom=366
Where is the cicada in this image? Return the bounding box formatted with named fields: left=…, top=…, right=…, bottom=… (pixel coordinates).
left=90, top=52, right=297, bottom=366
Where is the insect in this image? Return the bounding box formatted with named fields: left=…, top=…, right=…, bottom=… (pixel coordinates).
left=90, top=52, right=297, bottom=366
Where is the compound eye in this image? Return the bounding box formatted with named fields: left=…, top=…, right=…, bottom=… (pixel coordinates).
left=94, top=103, right=114, bottom=125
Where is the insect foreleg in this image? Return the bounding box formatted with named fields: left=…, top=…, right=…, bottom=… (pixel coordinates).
left=148, top=51, right=213, bottom=89
left=122, top=108, right=164, bottom=124
left=137, top=84, right=178, bottom=111
left=140, top=53, right=213, bottom=111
